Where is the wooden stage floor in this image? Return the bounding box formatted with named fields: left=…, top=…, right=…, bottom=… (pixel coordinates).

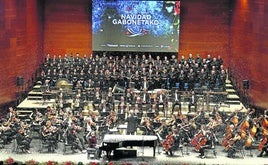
left=1, top=138, right=267, bottom=165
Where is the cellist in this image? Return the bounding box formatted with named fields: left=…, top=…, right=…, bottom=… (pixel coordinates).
left=198, top=126, right=215, bottom=159
left=227, top=130, right=242, bottom=158
left=162, top=127, right=177, bottom=156
left=257, top=134, right=268, bottom=157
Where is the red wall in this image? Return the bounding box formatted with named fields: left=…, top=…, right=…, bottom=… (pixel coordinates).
left=230, top=0, right=268, bottom=108
left=0, top=0, right=44, bottom=106
left=43, top=0, right=92, bottom=56
left=179, top=0, right=231, bottom=63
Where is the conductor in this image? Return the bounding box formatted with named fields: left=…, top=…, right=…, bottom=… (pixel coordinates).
left=126, top=110, right=138, bottom=135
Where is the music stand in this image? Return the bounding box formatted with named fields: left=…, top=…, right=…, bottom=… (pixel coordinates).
left=117, top=113, right=124, bottom=120
left=98, top=126, right=108, bottom=140
left=146, top=112, right=154, bottom=118
left=117, top=113, right=125, bottom=125
left=137, top=112, right=143, bottom=118
left=101, top=111, right=109, bottom=117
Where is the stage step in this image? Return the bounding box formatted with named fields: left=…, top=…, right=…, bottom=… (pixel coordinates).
left=27, top=96, right=43, bottom=100
left=226, top=88, right=236, bottom=94
left=16, top=109, right=33, bottom=120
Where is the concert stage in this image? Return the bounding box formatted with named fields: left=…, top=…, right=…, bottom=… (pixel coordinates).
left=1, top=138, right=268, bottom=165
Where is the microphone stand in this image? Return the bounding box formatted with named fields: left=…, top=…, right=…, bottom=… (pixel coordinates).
left=142, top=127, right=148, bottom=162
left=139, top=126, right=147, bottom=162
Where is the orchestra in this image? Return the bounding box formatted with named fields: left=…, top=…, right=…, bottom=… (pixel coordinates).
left=1, top=53, right=268, bottom=162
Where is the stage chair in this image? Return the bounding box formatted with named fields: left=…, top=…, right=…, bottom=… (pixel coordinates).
left=13, top=139, right=28, bottom=154
left=87, top=147, right=98, bottom=159
left=169, top=135, right=185, bottom=157
left=175, top=83, right=180, bottom=89
left=184, top=83, right=189, bottom=91
left=204, top=145, right=217, bottom=158
left=229, top=140, right=245, bottom=159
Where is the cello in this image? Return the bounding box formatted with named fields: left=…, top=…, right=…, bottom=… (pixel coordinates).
left=258, top=136, right=268, bottom=151
left=195, top=136, right=207, bottom=152
left=162, top=133, right=175, bottom=152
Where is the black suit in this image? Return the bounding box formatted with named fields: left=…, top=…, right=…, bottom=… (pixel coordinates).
left=172, top=92, right=182, bottom=114
left=126, top=114, right=138, bottom=135
left=157, top=93, right=167, bottom=116
left=188, top=94, right=197, bottom=112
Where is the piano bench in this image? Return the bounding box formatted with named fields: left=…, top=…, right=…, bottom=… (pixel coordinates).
left=114, top=148, right=137, bottom=159
left=87, top=147, right=97, bottom=159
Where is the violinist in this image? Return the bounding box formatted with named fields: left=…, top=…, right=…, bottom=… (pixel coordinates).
left=9, top=115, right=21, bottom=129
left=70, top=121, right=86, bottom=152
left=1, top=120, right=14, bottom=144
left=140, top=117, right=154, bottom=135
left=106, top=110, right=117, bottom=129
left=30, top=109, right=43, bottom=125
left=155, top=119, right=169, bottom=141
left=67, top=122, right=84, bottom=153
left=41, top=120, right=58, bottom=152
left=6, top=107, right=16, bottom=122
left=85, top=117, right=97, bottom=147
left=177, top=111, right=188, bottom=125
left=16, top=127, right=32, bottom=153
left=167, top=114, right=177, bottom=128
left=153, top=112, right=161, bottom=123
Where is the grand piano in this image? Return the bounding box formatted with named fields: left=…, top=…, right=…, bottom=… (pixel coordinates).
left=100, top=134, right=158, bottom=159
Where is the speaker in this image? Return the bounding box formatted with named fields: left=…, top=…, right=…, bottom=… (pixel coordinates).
left=16, top=77, right=24, bottom=86
left=243, top=80, right=249, bottom=89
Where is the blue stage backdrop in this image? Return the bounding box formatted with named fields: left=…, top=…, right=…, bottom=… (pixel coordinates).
left=92, top=0, right=180, bottom=53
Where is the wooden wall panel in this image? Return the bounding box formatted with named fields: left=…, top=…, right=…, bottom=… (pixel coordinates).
left=43, top=0, right=92, bottom=56
left=230, top=0, right=268, bottom=108
left=179, top=0, right=231, bottom=64
left=1, top=0, right=267, bottom=110
left=0, top=0, right=44, bottom=107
